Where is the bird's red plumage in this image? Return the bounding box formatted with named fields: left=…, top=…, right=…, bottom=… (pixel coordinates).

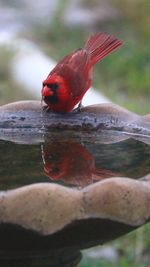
left=42, top=32, right=123, bottom=113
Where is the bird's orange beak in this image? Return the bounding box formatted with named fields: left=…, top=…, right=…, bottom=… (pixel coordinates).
left=42, top=85, right=53, bottom=96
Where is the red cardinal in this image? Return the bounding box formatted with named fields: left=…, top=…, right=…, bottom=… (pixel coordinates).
left=42, top=32, right=122, bottom=113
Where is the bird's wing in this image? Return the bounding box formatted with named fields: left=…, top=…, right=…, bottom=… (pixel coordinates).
left=50, top=50, right=78, bottom=75
left=50, top=50, right=91, bottom=97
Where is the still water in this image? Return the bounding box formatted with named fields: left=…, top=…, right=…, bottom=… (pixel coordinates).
left=0, top=136, right=149, bottom=190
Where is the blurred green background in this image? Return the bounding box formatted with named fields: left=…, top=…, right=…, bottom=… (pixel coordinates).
left=0, top=0, right=150, bottom=266
left=0, top=0, right=150, bottom=114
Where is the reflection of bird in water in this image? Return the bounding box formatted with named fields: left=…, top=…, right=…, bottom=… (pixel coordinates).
left=42, top=141, right=118, bottom=187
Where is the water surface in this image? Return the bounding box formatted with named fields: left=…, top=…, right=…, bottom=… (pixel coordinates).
left=0, top=134, right=149, bottom=190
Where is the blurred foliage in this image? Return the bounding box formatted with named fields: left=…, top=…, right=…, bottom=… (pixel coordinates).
left=113, top=0, right=150, bottom=39
left=93, top=39, right=150, bottom=114
left=0, top=47, right=13, bottom=81
left=0, top=47, right=34, bottom=105
left=81, top=224, right=150, bottom=267
left=30, top=22, right=87, bottom=62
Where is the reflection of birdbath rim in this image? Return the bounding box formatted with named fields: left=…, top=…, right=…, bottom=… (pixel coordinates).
left=0, top=100, right=150, bottom=266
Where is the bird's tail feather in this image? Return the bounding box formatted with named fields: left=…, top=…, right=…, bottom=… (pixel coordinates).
left=84, top=32, right=123, bottom=65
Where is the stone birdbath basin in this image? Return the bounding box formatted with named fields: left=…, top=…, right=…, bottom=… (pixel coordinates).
left=0, top=101, right=150, bottom=267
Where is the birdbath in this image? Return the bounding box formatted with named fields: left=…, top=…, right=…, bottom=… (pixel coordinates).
left=0, top=100, right=150, bottom=267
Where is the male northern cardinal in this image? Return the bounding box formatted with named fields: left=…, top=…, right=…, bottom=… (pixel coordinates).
left=42, top=32, right=122, bottom=113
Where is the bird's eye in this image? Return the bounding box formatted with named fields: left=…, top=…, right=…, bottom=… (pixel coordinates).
left=47, top=83, right=59, bottom=90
